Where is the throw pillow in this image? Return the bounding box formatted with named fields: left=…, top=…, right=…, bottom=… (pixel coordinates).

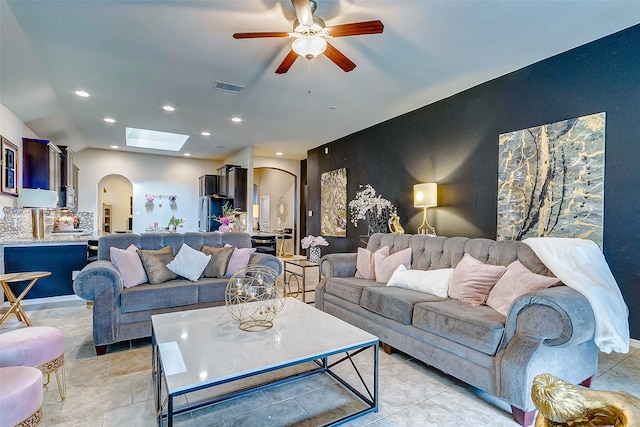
left=137, top=246, right=177, bottom=284
left=224, top=245, right=257, bottom=277
left=448, top=254, right=507, bottom=306
left=387, top=265, right=454, bottom=298
left=200, top=245, right=234, bottom=278
left=166, top=244, right=211, bottom=282
left=486, top=260, right=561, bottom=315
left=110, top=244, right=148, bottom=288
left=374, top=247, right=412, bottom=283
left=355, top=246, right=389, bottom=280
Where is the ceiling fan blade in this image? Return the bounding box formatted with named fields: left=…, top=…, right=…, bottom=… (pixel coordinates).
left=326, top=20, right=384, bottom=37
left=275, top=49, right=299, bottom=74
left=291, top=0, right=313, bottom=27
left=324, top=42, right=356, bottom=72
left=233, top=32, right=289, bottom=39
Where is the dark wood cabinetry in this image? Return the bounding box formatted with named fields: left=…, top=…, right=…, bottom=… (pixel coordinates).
left=228, top=167, right=248, bottom=211
left=58, top=146, right=77, bottom=210
left=216, top=164, right=240, bottom=197
left=198, top=174, right=219, bottom=197
left=22, top=138, right=61, bottom=193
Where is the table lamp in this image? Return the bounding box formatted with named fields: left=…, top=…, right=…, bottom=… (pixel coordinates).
left=414, top=183, right=437, bottom=235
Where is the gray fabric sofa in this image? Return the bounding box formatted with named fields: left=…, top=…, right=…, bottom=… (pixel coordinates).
left=315, top=233, right=598, bottom=426
left=73, top=232, right=282, bottom=355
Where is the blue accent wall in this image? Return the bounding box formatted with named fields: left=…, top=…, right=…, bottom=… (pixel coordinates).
left=307, top=24, right=640, bottom=338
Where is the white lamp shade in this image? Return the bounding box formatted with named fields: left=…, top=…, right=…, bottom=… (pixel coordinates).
left=292, top=36, right=327, bottom=59
left=414, top=183, right=437, bottom=208
left=17, top=189, right=58, bottom=208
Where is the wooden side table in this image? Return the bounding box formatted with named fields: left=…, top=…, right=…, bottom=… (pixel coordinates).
left=0, top=271, right=51, bottom=326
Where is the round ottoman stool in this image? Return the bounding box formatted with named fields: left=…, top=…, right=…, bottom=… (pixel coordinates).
left=0, top=326, right=66, bottom=400
left=0, top=366, right=44, bottom=426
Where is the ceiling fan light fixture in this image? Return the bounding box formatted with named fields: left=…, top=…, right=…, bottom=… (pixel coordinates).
left=292, top=35, right=326, bottom=60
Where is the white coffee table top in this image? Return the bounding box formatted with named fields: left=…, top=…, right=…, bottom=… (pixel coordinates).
left=152, top=297, right=378, bottom=395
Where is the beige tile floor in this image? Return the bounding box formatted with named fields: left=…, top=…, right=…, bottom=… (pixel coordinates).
left=1, top=297, right=639, bottom=427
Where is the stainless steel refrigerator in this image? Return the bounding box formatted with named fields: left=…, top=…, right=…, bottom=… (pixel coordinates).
left=198, top=196, right=231, bottom=231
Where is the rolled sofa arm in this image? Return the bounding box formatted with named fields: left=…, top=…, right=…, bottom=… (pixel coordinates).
left=504, top=285, right=595, bottom=349
left=249, top=253, right=282, bottom=275
left=319, top=253, right=357, bottom=278
left=73, top=261, right=124, bottom=301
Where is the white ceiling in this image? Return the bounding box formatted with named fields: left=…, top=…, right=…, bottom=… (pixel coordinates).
left=1, top=1, right=638, bottom=161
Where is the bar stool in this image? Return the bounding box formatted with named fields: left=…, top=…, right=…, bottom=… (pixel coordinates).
left=0, top=366, right=44, bottom=426
left=0, top=326, right=66, bottom=400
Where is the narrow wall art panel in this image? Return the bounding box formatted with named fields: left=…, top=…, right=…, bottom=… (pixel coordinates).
left=497, top=112, right=605, bottom=245
left=321, top=168, right=347, bottom=237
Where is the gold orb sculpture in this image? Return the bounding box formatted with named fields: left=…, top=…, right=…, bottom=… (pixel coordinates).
left=225, top=265, right=285, bottom=332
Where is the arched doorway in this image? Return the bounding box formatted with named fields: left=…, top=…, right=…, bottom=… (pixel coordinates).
left=97, top=174, right=133, bottom=235
left=254, top=168, right=297, bottom=255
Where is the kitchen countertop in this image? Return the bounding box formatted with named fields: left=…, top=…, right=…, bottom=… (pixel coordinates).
left=0, top=232, right=97, bottom=245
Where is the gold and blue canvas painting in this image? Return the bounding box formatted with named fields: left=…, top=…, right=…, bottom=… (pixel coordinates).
left=321, top=168, right=347, bottom=237
left=497, top=112, right=605, bottom=245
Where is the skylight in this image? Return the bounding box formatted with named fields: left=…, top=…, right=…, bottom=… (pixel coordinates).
left=125, top=127, right=189, bottom=152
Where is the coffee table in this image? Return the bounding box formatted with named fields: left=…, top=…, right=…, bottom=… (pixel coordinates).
left=152, top=297, right=378, bottom=426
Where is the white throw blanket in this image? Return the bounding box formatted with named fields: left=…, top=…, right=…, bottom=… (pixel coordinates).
left=523, top=237, right=629, bottom=354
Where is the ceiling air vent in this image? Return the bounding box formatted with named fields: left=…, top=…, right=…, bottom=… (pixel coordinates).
left=213, top=81, right=244, bottom=94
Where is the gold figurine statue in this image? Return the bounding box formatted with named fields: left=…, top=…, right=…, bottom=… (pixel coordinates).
left=531, top=373, right=640, bottom=427
left=388, top=210, right=404, bottom=234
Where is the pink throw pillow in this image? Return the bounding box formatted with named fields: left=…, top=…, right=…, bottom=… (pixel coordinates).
left=110, top=244, right=148, bottom=288
left=224, top=245, right=257, bottom=277
left=355, top=246, right=389, bottom=280
left=374, top=247, right=412, bottom=283
left=486, top=260, right=560, bottom=315
left=448, top=254, right=507, bottom=306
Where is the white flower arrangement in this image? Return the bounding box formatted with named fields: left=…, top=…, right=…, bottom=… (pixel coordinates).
left=301, top=235, right=329, bottom=249
left=348, top=184, right=395, bottom=227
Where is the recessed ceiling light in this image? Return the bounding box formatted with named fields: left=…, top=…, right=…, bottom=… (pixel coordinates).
left=163, top=105, right=175, bottom=112
left=201, top=132, right=210, bottom=136
left=110, top=145, right=119, bottom=149
left=329, top=106, right=337, bottom=110
left=216, top=145, right=225, bottom=149
left=125, top=127, right=189, bottom=152
left=104, top=117, right=116, bottom=123
left=275, top=152, right=283, bottom=156
left=75, top=90, right=90, bottom=97
left=231, top=117, right=242, bottom=123
left=183, top=153, right=191, bottom=157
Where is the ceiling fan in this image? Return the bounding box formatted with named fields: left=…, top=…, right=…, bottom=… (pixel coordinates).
left=233, top=0, right=384, bottom=74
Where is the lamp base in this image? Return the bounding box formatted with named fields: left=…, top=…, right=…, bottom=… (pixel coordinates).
left=418, top=206, right=436, bottom=236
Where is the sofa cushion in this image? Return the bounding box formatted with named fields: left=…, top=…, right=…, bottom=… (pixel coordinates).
left=355, top=246, right=389, bottom=280
left=166, top=244, right=211, bottom=281
left=325, top=277, right=383, bottom=305
left=200, top=245, right=234, bottom=278
left=361, top=286, right=445, bottom=325
left=387, top=265, right=454, bottom=298
left=120, top=280, right=198, bottom=313
left=412, top=299, right=506, bottom=356
left=375, top=247, right=412, bottom=283
left=486, top=260, right=560, bottom=315
left=195, top=277, right=229, bottom=303
left=110, top=244, right=148, bottom=288
left=448, top=254, right=506, bottom=306
left=137, top=246, right=177, bottom=284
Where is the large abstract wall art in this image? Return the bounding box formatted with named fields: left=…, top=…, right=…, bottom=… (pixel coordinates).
left=497, top=112, right=605, bottom=245
left=321, top=168, right=347, bottom=237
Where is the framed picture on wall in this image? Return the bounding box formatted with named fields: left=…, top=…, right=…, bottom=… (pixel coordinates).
left=1, top=136, right=19, bottom=196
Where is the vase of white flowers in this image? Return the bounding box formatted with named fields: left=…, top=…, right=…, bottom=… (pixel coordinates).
left=301, top=235, right=329, bottom=264
left=348, top=185, right=395, bottom=235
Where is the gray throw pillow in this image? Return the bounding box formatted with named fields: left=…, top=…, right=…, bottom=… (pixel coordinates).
left=137, top=246, right=177, bottom=284
left=200, top=245, right=234, bottom=278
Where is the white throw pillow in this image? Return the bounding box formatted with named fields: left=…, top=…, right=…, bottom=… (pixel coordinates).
left=166, top=243, right=211, bottom=282
left=387, top=265, right=454, bottom=298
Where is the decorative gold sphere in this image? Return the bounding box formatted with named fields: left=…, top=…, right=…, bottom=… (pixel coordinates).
left=225, top=265, right=285, bottom=332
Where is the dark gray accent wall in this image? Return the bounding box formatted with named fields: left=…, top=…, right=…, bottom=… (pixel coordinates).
left=307, top=24, right=640, bottom=339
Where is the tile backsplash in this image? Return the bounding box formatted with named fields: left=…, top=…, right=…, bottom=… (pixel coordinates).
left=0, top=207, right=94, bottom=240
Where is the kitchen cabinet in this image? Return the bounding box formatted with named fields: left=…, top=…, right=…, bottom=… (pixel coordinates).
left=22, top=138, right=62, bottom=197
left=198, top=174, right=219, bottom=196
left=216, top=164, right=240, bottom=197
left=58, top=146, right=77, bottom=210
left=228, top=167, right=248, bottom=211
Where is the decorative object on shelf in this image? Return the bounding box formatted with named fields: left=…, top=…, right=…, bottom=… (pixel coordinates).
left=225, top=265, right=285, bottom=332
left=349, top=184, right=395, bottom=236
left=212, top=201, right=241, bottom=232
left=301, top=235, right=329, bottom=264
left=167, top=216, right=186, bottom=232
left=320, top=168, right=347, bottom=237
left=414, top=183, right=437, bottom=235
left=232, top=212, right=248, bottom=232
left=388, top=209, right=405, bottom=234
left=1, top=136, right=19, bottom=196
left=531, top=373, right=640, bottom=426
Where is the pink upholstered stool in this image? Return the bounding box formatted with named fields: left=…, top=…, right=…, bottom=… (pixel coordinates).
left=0, top=366, right=44, bottom=426
left=0, top=326, right=66, bottom=400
